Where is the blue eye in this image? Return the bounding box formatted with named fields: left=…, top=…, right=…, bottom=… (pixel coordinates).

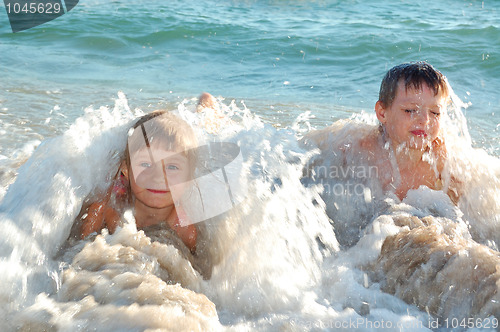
left=166, top=164, right=179, bottom=170
left=140, top=162, right=152, bottom=168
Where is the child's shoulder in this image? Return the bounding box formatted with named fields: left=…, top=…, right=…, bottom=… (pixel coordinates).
left=301, top=119, right=380, bottom=153
left=358, top=126, right=382, bottom=151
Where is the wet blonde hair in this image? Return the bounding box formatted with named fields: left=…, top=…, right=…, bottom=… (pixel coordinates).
left=121, top=111, right=198, bottom=202
left=125, top=111, right=198, bottom=172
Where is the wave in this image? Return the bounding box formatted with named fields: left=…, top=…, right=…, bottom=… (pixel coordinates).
left=0, top=91, right=498, bottom=330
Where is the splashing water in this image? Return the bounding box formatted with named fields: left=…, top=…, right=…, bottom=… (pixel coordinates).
left=0, top=91, right=499, bottom=331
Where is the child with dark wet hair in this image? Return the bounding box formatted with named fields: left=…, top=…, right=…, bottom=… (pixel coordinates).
left=304, top=61, right=459, bottom=202
left=372, top=61, right=457, bottom=200
left=304, top=63, right=500, bottom=322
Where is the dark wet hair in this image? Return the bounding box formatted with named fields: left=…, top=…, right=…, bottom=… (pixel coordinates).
left=378, top=62, right=449, bottom=108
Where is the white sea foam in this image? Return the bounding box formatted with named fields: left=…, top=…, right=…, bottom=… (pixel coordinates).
left=0, top=93, right=498, bottom=331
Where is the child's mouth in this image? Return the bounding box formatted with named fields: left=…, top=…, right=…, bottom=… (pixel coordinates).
left=411, top=130, right=427, bottom=137
left=147, top=189, right=169, bottom=194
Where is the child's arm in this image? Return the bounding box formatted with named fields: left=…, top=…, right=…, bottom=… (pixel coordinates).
left=173, top=206, right=197, bottom=253
left=80, top=201, right=120, bottom=238
left=80, top=202, right=106, bottom=238
left=432, top=136, right=461, bottom=204
left=174, top=224, right=197, bottom=254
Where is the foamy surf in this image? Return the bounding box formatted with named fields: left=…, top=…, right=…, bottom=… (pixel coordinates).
left=0, top=92, right=499, bottom=331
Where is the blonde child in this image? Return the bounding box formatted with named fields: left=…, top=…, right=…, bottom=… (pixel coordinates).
left=80, top=111, right=199, bottom=253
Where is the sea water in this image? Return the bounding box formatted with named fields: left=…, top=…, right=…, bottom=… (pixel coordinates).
left=0, top=0, right=499, bottom=331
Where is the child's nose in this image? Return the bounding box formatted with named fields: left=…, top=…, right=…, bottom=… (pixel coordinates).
left=417, top=110, right=430, bottom=125
left=151, top=163, right=169, bottom=188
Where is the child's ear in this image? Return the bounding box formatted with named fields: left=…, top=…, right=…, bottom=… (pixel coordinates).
left=375, top=100, right=388, bottom=124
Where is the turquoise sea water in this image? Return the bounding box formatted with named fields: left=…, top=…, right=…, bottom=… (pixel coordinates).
left=0, top=0, right=499, bottom=154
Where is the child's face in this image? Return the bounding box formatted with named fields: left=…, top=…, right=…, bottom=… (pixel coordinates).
left=129, top=146, right=191, bottom=209
left=376, top=81, right=446, bottom=150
